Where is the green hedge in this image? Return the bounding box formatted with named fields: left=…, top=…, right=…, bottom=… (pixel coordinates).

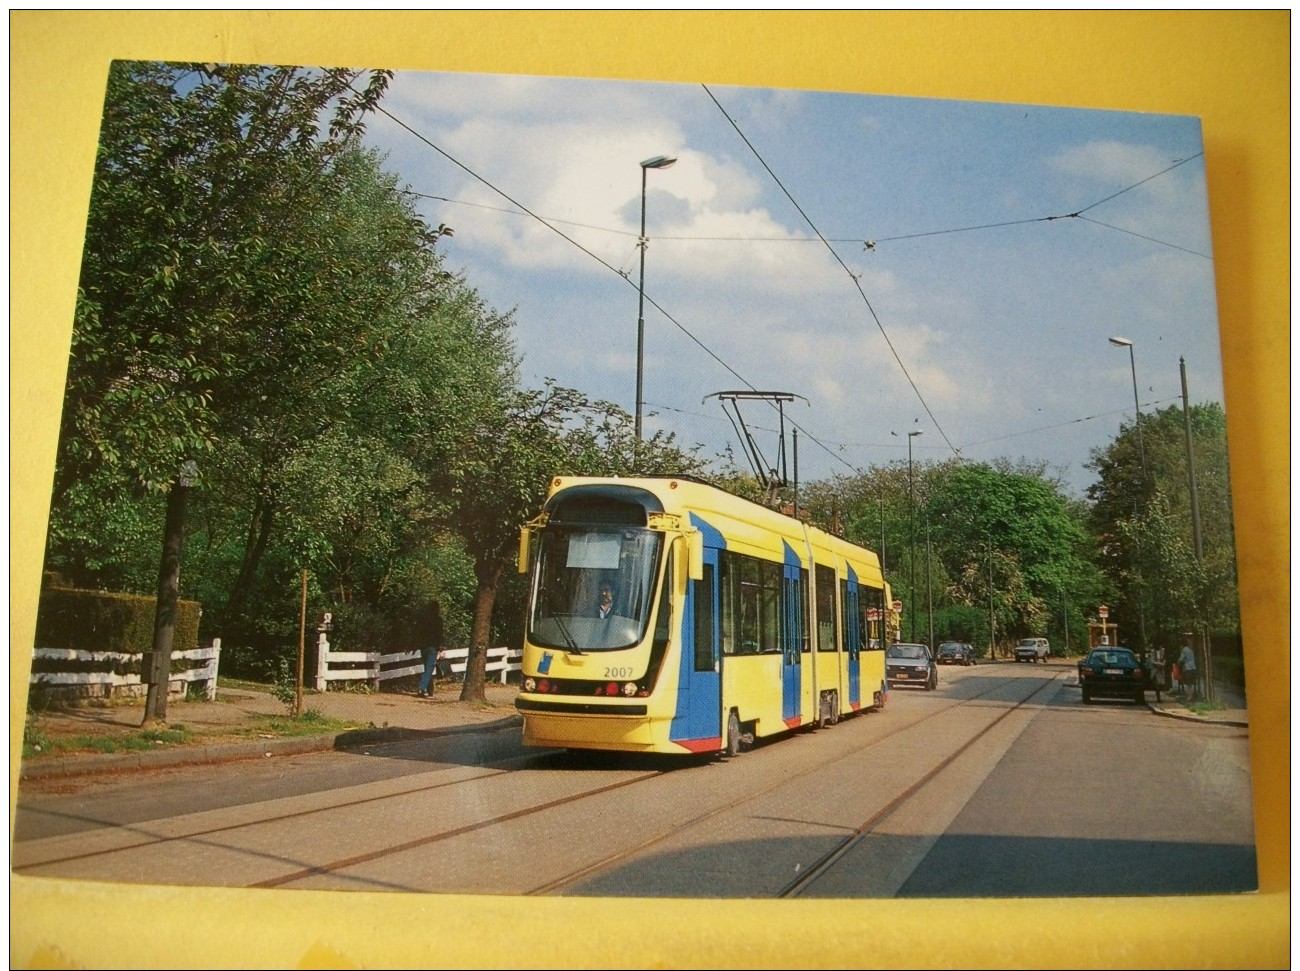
left=34, top=587, right=201, bottom=655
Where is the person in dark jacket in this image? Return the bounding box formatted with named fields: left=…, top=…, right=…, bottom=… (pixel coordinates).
left=416, top=600, right=444, bottom=697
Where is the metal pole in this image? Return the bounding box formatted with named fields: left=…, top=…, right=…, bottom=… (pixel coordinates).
left=1181, top=356, right=1211, bottom=701
left=908, top=435, right=915, bottom=641
left=879, top=497, right=886, bottom=572
left=925, top=520, right=933, bottom=650
left=297, top=569, right=307, bottom=717
left=1111, top=337, right=1149, bottom=654
left=1062, top=588, right=1070, bottom=655
left=792, top=427, right=799, bottom=519
left=907, top=429, right=923, bottom=641
left=635, top=164, right=648, bottom=448
left=635, top=155, right=676, bottom=450
left=988, top=540, right=995, bottom=658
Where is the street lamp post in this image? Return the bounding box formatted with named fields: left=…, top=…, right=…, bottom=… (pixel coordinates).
left=925, top=519, right=933, bottom=650
left=635, top=154, right=677, bottom=449
left=1109, top=336, right=1148, bottom=484
left=907, top=429, right=923, bottom=641
left=1110, top=335, right=1149, bottom=655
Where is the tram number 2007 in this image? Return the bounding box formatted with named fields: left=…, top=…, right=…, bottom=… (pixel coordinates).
left=604, top=667, right=634, bottom=679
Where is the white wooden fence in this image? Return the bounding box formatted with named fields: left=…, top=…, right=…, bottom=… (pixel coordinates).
left=313, top=634, right=521, bottom=691
left=28, top=640, right=223, bottom=701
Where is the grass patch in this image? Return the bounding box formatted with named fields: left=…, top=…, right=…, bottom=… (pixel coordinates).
left=1186, top=699, right=1226, bottom=715
left=23, top=723, right=196, bottom=759
left=21, top=706, right=364, bottom=761
left=226, top=712, right=365, bottom=740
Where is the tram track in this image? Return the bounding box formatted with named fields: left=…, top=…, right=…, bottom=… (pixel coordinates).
left=527, top=669, right=1061, bottom=896
left=15, top=668, right=1062, bottom=896
left=777, top=672, right=1064, bottom=897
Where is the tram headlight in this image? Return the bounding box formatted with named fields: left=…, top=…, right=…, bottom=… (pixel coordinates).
left=523, top=677, right=536, bottom=692
left=622, top=682, right=638, bottom=697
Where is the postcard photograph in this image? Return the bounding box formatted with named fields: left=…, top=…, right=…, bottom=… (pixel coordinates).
left=14, top=61, right=1257, bottom=905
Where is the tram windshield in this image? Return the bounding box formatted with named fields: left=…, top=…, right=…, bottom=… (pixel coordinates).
left=529, top=527, right=664, bottom=652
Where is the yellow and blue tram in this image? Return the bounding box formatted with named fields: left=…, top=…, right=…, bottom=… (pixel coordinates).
left=514, top=476, right=891, bottom=756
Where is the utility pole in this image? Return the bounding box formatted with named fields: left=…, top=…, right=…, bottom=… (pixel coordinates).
left=925, top=520, right=933, bottom=650
left=1181, top=356, right=1211, bottom=701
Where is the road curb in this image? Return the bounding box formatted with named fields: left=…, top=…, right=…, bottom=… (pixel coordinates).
left=20, top=714, right=524, bottom=782
left=1148, top=703, right=1248, bottom=728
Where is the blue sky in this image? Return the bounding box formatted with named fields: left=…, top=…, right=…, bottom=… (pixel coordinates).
left=368, top=71, right=1222, bottom=497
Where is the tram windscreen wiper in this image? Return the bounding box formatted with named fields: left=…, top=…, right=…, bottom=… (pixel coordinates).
left=551, top=613, right=585, bottom=655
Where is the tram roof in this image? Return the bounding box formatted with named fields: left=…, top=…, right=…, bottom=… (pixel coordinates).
left=543, top=475, right=881, bottom=570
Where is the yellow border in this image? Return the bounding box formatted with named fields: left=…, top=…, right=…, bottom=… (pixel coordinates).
left=10, top=12, right=1288, bottom=968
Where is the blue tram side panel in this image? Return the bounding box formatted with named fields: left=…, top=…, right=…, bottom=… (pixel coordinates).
left=845, top=564, right=862, bottom=708
left=669, top=513, right=724, bottom=751
left=781, top=539, right=804, bottom=725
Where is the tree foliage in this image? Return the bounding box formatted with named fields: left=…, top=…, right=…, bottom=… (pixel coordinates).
left=804, top=458, right=1103, bottom=656
left=1086, top=401, right=1238, bottom=650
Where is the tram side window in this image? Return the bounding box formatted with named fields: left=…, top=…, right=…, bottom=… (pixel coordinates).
left=759, top=558, right=781, bottom=653
left=862, top=585, right=885, bottom=650
left=653, top=550, right=673, bottom=649
left=815, top=564, right=838, bottom=652
left=800, top=568, right=811, bottom=652
left=785, top=567, right=810, bottom=655
left=719, top=551, right=783, bottom=655
left=693, top=563, right=716, bottom=672
left=841, top=579, right=860, bottom=657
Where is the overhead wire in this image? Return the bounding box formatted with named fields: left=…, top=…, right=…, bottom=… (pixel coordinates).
left=369, top=83, right=1206, bottom=483
left=372, top=101, right=761, bottom=396
left=702, top=83, right=961, bottom=462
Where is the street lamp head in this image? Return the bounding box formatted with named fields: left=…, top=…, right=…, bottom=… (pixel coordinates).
left=1108, top=336, right=1134, bottom=347
left=640, top=154, right=678, bottom=170
left=908, top=429, right=924, bottom=439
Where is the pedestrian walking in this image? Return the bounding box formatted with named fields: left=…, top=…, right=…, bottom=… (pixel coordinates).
left=1177, top=640, right=1198, bottom=702
left=416, top=600, right=444, bottom=697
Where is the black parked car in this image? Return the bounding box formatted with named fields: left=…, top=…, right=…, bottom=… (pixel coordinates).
left=1078, top=646, right=1145, bottom=705
left=936, top=641, right=974, bottom=666
left=886, top=642, right=938, bottom=690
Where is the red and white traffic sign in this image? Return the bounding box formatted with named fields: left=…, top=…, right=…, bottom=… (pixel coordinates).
left=892, top=600, right=903, bottom=612
left=1098, top=605, right=1109, bottom=619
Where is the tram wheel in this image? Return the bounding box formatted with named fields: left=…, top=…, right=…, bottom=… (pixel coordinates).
left=725, top=710, right=743, bottom=759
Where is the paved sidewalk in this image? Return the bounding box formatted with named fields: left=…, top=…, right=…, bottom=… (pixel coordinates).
left=19, top=679, right=522, bottom=781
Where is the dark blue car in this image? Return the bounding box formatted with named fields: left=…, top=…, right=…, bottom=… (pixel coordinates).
left=1079, top=646, right=1145, bottom=705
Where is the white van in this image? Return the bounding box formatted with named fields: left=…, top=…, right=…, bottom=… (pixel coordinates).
left=1014, top=637, right=1050, bottom=663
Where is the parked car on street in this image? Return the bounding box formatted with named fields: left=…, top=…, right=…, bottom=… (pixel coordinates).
left=1014, top=637, right=1051, bottom=663
left=886, top=642, right=938, bottom=690
left=936, top=641, right=974, bottom=666
left=1078, top=646, right=1146, bottom=705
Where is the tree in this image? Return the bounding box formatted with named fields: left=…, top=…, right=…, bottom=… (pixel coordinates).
left=45, top=62, right=514, bottom=678
left=1087, top=402, right=1239, bottom=651
left=806, top=459, right=1103, bottom=656
left=56, top=62, right=395, bottom=504
left=450, top=383, right=708, bottom=702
